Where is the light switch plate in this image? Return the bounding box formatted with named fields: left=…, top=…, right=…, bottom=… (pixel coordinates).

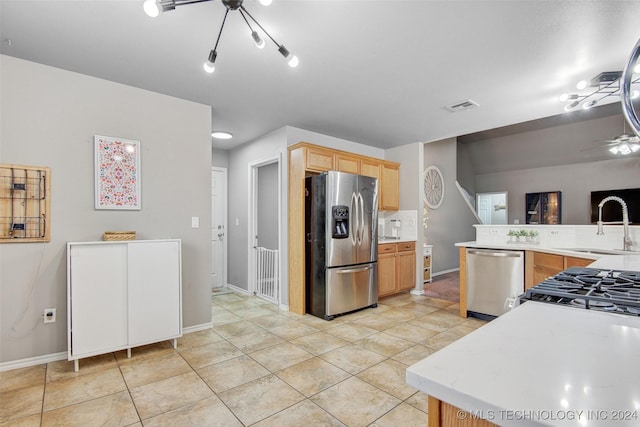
left=191, top=217, right=199, bottom=228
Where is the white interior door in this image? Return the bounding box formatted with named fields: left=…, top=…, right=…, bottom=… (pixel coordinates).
left=477, top=194, right=491, bottom=224
left=211, top=168, right=227, bottom=288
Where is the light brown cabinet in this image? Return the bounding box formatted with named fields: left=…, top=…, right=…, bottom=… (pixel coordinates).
left=334, top=152, right=360, bottom=174
left=360, top=158, right=381, bottom=180
left=380, top=161, right=400, bottom=211
left=378, top=241, right=416, bottom=297
left=524, top=250, right=593, bottom=289
left=305, top=146, right=334, bottom=172
left=378, top=244, right=397, bottom=297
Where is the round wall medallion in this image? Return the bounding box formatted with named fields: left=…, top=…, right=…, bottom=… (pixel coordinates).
left=423, top=166, right=444, bottom=209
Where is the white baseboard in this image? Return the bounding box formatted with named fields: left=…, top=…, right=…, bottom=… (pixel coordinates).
left=0, top=351, right=67, bottom=372
left=433, top=268, right=460, bottom=276
left=225, top=283, right=250, bottom=295
left=182, top=322, right=213, bottom=334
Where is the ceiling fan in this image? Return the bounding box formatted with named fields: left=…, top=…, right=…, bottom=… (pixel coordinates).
left=583, top=119, right=640, bottom=155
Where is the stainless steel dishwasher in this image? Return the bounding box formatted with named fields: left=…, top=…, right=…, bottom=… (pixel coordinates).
left=466, top=248, right=524, bottom=319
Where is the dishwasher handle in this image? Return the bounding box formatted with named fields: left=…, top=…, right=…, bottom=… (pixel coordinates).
left=467, top=249, right=523, bottom=258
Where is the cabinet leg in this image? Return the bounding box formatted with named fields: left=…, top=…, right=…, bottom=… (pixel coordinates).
left=74, top=359, right=79, bottom=372
left=172, top=338, right=177, bottom=349
left=127, top=348, right=131, bottom=358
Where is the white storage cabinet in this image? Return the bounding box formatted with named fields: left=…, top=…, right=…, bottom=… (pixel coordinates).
left=67, top=239, right=182, bottom=371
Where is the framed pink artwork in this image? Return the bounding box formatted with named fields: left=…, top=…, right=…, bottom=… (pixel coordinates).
left=94, top=135, right=141, bottom=210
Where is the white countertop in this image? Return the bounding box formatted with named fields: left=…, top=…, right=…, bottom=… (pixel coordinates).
left=378, top=237, right=416, bottom=244
left=406, top=302, right=640, bottom=426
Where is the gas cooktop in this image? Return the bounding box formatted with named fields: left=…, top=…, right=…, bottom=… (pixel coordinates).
left=520, top=267, right=640, bottom=316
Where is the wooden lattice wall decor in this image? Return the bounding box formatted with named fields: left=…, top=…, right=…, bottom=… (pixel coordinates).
left=0, top=164, right=51, bottom=242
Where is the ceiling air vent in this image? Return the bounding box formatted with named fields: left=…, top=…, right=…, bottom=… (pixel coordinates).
left=445, top=99, right=480, bottom=112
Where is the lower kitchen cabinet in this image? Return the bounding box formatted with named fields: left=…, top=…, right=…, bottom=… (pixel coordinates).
left=525, top=250, right=592, bottom=289
left=378, top=241, right=416, bottom=297
left=67, top=239, right=182, bottom=371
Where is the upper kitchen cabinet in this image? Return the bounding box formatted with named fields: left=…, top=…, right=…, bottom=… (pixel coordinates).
left=380, top=161, right=400, bottom=211
left=305, top=146, right=334, bottom=172
left=360, top=158, right=381, bottom=180
left=525, top=191, right=561, bottom=224
left=334, top=152, right=361, bottom=174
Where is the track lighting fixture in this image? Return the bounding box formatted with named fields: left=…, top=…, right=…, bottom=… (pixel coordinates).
left=143, top=0, right=298, bottom=74
left=560, top=69, right=639, bottom=112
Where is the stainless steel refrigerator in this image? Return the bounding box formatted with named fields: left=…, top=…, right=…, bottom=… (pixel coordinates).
left=305, top=171, right=378, bottom=320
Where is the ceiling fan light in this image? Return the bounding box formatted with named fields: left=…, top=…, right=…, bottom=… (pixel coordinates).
left=259, top=0, right=272, bottom=5
left=576, top=80, right=588, bottom=90
left=251, top=31, right=265, bottom=49
left=618, top=143, right=632, bottom=155
left=559, top=93, right=569, bottom=102
left=564, top=101, right=579, bottom=112
left=582, top=100, right=597, bottom=110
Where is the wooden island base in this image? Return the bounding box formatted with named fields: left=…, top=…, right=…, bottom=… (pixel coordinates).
left=428, top=396, right=497, bottom=427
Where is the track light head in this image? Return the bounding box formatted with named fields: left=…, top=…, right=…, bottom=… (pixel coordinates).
left=278, top=45, right=299, bottom=67
left=204, top=50, right=217, bottom=73
left=143, top=0, right=175, bottom=17
left=251, top=31, right=265, bottom=49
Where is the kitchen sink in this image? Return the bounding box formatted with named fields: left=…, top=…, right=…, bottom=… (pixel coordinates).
left=560, top=248, right=640, bottom=255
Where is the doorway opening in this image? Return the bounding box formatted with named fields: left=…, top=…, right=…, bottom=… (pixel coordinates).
left=248, top=155, right=281, bottom=304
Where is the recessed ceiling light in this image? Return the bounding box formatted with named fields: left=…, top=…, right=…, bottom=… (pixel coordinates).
left=211, top=131, right=232, bottom=140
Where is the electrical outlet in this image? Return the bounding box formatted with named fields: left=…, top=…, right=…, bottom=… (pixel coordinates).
left=44, top=308, right=56, bottom=324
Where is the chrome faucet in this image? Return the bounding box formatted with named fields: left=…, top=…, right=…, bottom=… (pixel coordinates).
left=597, top=196, right=632, bottom=251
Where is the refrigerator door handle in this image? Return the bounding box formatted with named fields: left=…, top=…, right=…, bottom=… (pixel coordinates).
left=335, top=264, right=373, bottom=274
left=350, top=192, right=358, bottom=245
left=358, top=192, right=365, bottom=244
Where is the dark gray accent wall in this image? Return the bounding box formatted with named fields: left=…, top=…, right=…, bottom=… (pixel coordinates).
left=257, top=162, right=279, bottom=250
left=424, top=138, right=478, bottom=273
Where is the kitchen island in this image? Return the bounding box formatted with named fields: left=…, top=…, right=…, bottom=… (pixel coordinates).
left=407, top=254, right=640, bottom=426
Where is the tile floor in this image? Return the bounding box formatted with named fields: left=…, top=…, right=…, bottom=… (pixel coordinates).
left=0, top=290, right=486, bottom=427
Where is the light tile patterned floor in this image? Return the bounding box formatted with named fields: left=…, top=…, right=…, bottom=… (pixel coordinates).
left=0, top=291, right=486, bottom=426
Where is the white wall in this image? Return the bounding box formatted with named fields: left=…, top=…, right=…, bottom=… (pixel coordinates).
left=0, top=56, right=212, bottom=363
left=476, top=157, right=640, bottom=225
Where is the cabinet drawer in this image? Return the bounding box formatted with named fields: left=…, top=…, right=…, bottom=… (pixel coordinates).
left=423, top=256, right=431, bottom=268
left=398, top=241, right=415, bottom=252
left=379, top=243, right=397, bottom=254
left=533, top=252, right=563, bottom=270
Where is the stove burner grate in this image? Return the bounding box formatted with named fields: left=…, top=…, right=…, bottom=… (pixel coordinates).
left=521, top=267, right=640, bottom=316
